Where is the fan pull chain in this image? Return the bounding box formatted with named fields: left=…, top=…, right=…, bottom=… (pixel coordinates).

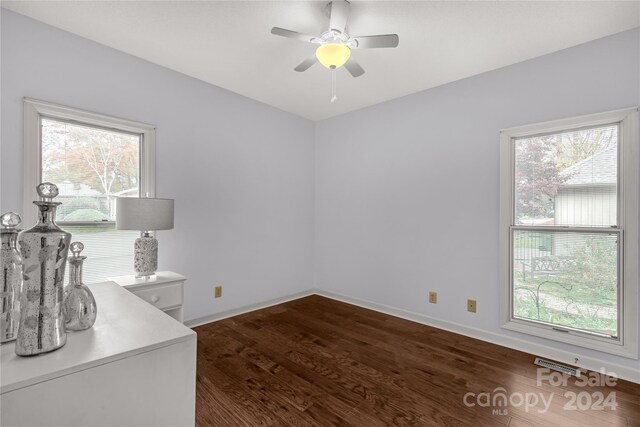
left=331, top=68, right=337, bottom=103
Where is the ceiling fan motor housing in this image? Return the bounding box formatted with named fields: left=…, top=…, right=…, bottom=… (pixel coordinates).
left=270, top=0, right=398, bottom=78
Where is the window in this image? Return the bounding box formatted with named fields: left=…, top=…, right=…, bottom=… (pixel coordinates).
left=500, top=108, right=638, bottom=358
left=24, top=98, right=155, bottom=283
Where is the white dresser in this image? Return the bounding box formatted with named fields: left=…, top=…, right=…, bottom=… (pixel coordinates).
left=109, top=271, right=186, bottom=323
left=1, top=281, right=196, bottom=427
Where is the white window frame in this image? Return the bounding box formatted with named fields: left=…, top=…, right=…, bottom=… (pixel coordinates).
left=499, top=108, right=639, bottom=359
left=23, top=98, right=156, bottom=228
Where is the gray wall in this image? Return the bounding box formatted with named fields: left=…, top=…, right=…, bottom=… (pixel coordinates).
left=315, top=28, right=639, bottom=371
left=0, top=10, right=315, bottom=321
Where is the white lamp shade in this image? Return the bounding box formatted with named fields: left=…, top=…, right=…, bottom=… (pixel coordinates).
left=116, top=197, right=174, bottom=231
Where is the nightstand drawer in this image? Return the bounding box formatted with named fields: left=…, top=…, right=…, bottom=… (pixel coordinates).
left=131, top=282, right=182, bottom=310
left=109, top=272, right=186, bottom=323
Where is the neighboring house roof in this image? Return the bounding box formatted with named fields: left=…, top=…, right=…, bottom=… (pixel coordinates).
left=561, top=146, right=616, bottom=186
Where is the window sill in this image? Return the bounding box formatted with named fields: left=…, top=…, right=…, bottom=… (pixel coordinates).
left=502, top=318, right=637, bottom=359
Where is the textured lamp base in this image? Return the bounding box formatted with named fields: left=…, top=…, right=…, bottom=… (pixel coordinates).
left=134, top=235, right=158, bottom=278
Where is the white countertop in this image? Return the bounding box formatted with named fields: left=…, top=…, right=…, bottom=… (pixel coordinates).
left=0, top=281, right=195, bottom=394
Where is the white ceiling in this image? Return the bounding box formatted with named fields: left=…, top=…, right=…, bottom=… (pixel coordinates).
left=3, top=1, right=639, bottom=121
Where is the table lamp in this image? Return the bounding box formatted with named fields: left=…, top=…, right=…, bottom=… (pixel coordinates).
left=116, top=197, right=174, bottom=278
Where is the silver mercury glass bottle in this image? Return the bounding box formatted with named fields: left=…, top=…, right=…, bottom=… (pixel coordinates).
left=1, top=212, right=23, bottom=343
left=63, top=242, right=97, bottom=331
left=16, top=183, right=71, bottom=356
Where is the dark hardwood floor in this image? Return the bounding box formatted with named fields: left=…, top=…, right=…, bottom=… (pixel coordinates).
left=193, top=295, right=639, bottom=426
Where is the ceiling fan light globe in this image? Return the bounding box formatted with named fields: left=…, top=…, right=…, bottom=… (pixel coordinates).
left=316, top=43, right=351, bottom=69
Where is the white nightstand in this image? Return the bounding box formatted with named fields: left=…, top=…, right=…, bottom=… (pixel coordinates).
left=109, top=271, right=186, bottom=323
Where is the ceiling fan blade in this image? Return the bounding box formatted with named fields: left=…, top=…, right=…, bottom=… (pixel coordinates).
left=329, top=1, right=350, bottom=35
left=294, top=56, right=317, bottom=72
left=351, top=34, right=399, bottom=49
left=344, top=57, right=365, bottom=77
left=271, top=27, right=317, bottom=43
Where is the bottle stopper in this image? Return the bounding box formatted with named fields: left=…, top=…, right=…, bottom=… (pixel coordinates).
left=70, top=242, right=85, bottom=258
left=36, top=182, right=59, bottom=202
left=0, top=212, right=21, bottom=230
left=68, top=242, right=87, bottom=265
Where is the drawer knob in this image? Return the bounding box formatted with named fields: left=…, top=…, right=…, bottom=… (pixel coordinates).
left=150, top=295, right=160, bottom=304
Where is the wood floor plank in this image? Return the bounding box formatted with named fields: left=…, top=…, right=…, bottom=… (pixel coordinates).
left=194, top=295, right=639, bottom=426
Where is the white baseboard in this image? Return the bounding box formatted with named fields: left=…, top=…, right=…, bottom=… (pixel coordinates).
left=184, top=288, right=639, bottom=383
left=315, top=289, right=640, bottom=384
left=184, top=289, right=315, bottom=328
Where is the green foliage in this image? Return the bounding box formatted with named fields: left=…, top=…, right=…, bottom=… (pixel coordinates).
left=514, top=292, right=617, bottom=335
left=57, top=196, right=106, bottom=219
left=563, top=235, right=617, bottom=303
left=572, top=305, right=617, bottom=334
left=514, top=293, right=555, bottom=322
left=514, top=236, right=618, bottom=336
left=64, top=209, right=109, bottom=222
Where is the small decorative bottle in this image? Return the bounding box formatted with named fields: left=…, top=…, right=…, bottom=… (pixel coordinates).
left=63, top=242, right=97, bottom=330
left=1, top=212, right=23, bottom=343
left=16, top=182, right=71, bottom=356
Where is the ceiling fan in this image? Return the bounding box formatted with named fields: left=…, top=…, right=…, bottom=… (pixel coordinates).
left=270, top=0, right=399, bottom=101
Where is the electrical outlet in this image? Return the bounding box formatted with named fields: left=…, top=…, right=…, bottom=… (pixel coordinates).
left=429, top=292, right=437, bottom=304
left=214, top=286, right=222, bottom=298
left=467, top=299, right=476, bottom=313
